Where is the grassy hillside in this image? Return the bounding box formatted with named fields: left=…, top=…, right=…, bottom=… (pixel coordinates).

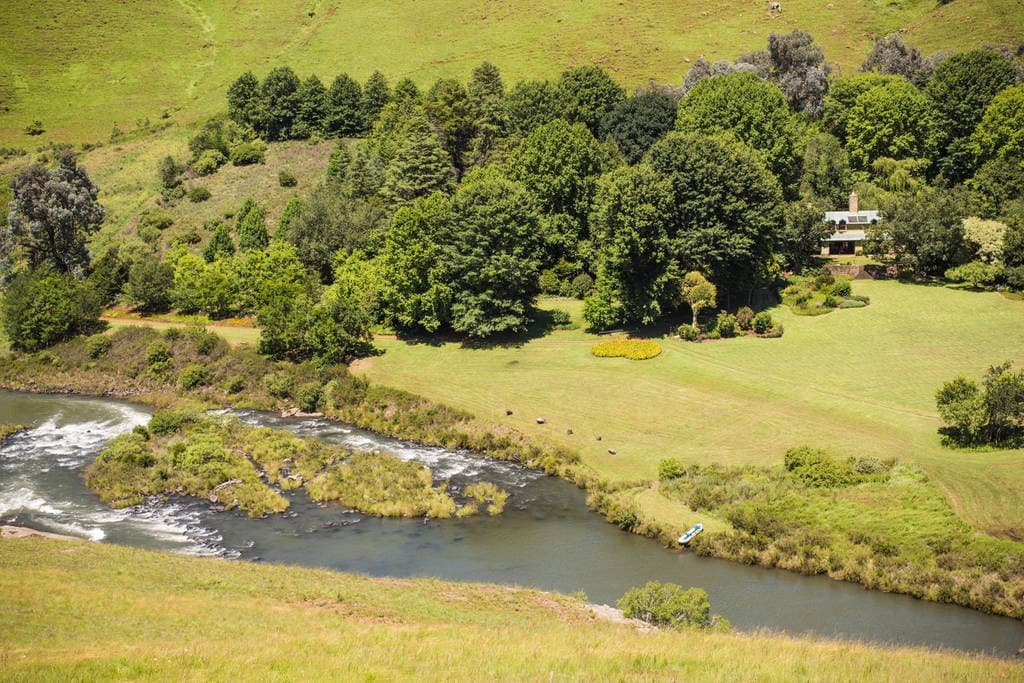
left=3, top=0, right=1023, bottom=147
left=1, top=536, right=1019, bottom=680
left=355, top=281, right=1024, bottom=538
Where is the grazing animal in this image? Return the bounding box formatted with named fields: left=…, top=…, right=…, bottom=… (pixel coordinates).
left=505, top=409, right=513, bottom=416
left=768, top=1, right=781, bottom=11
left=608, top=449, right=617, bottom=455
left=566, top=428, right=573, bottom=435
left=536, top=417, right=546, bottom=424
left=596, top=435, right=602, bottom=441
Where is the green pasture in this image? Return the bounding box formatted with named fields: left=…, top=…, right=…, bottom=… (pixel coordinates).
left=0, top=538, right=1016, bottom=680
left=357, top=282, right=1024, bottom=536
left=3, top=0, right=1023, bottom=146
left=103, top=317, right=259, bottom=346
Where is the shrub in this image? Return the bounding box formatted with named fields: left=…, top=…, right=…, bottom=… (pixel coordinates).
left=229, top=142, right=265, bottom=166
left=839, top=299, right=867, bottom=309
left=187, top=186, right=211, bottom=202
left=549, top=309, right=572, bottom=327
left=85, top=334, right=112, bottom=359
left=569, top=273, right=594, bottom=299
left=97, top=433, right=155, bottom=467
left=616, top=582, right=721, bottom=629
left=752, top=312, right=774, bottom=335
left=592, top=339, right=662, bottom=360
left=538, top=269, right=561, bottom=294
left=784, top=446, right=856, bottom=488
left=736, top=306, right=754, bottom=331
left=186, top=324, right=218, bottom=355
left=138, top=210, right=173, bottom=232
left=295, top=381, right=323, bottom=413
left=945, top=261, right=1000, bottom=289
left=145, top=340, right=172, bottom=366
left=812, top=269, right=835, bottom=289
left=125, top=256, right=174, bottom=312
left=223, top=375, right=245, bottom=394
left=715, top=312, right=737, bottom=338
left=658, top=458, right=686, bottom=480
left=822, top=294, right=840, bottom=308
left=148, top=408, right=201, bottom=436
left=193, top=149, right=226, bottom=176
left=177, top=363, right=212, bottom=391
left=831, top=279, right=852, bottom=297
left=677, top=324, right=699, bottom=342
left=263, top=372, right=292, bottom=399
left=278, top=169, right=298, bottom=187
left=24, top=120, right=45, bottom=136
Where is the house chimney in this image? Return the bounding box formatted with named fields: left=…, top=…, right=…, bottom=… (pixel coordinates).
left=849, top=191, right=859, bottom=214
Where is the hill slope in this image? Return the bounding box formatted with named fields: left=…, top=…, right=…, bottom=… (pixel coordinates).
left=1, top=536, right=1019, bottom=679
left=2, top=0, right=1023, bottom=146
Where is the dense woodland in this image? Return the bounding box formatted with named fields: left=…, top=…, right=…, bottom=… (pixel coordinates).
left=2, top=31, right=1023, bottom=362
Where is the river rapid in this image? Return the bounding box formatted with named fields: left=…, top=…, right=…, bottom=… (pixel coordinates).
left=1, top=390, right=1021, bottom=656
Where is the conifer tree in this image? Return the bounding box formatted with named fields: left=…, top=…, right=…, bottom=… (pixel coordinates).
left=380, top=114, right=454, bottom=207
left=326, top=74, right=363, bottom=137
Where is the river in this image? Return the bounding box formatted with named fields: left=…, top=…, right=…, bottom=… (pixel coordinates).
left=1, top=390, right=1021, bottom=656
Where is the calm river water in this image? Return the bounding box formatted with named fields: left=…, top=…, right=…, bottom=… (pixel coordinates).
left=1, top=390, right=1021, bottom=656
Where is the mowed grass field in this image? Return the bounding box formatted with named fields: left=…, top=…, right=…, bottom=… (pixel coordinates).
left=355, top=281, right=1024, bottom=536
left=3, top=0, right=1024, bottom=146
left=1, top=537, right=1018, bottom=680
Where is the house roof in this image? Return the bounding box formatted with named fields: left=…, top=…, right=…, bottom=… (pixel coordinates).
left=826, top=230, right=866, bottom=242
left=824, top=211, right=881, bottom=224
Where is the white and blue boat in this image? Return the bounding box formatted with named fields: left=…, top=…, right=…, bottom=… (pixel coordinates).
left=678, top=523, right=703, bottom=545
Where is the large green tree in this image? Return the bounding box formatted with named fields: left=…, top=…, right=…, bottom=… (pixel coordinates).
left=2, top=266, right=101, bottom=352
left=821, top=73, right=899, bottom=144
left=926, top=50, right=1017, bottom=182
left=502, top=80, right=559, bottom=136
left=584, top=165, right=678, bottom=329
left=423, top=78, right=476, bottom=174
left=600, top=91, right=678, bottom=165
left=556, top=66, right=625, bottom=136
left=360, top=71, right=392, bottom=132
left=235, top=198, right=269, bottom=252
left=438, top=170, right=545, bottom=337
left=865, top=188, right=968, bottom=276
left=845, top=77, right=936, bottom=169
left=971, top=85, right=1024, bottom=165
left=675, top=72, right=799, bottom=196
left=256, top=66, right=301, bottom=141
left=378, top=193, right=453, bottom=334
left=325, top=74, right=364, bottom=137
left=294, top=74, right=328, bottom=139
left=4, top=150, right=104, bottom=276
left=506, top=119, right=607, bottom=265
left=646, top=132, right=784, bottom=302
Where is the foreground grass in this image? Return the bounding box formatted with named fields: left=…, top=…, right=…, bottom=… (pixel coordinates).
left=0, top=538, right=1018, bottom=680
left=3, top=0, right=1023, bottom=147
left=356, top=280, right=1024, bottom=540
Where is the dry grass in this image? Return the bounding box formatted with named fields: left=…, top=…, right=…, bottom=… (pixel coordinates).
left=0, top=537, right=1018, bottom=680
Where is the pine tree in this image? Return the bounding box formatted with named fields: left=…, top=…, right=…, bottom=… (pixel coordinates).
left=235, top=198, right=269, bottom=251
left=380, top=113, right=454, bottom=207
left=294, top=74, right=328, bottom=138
left=360, top=71, right=392, bottom=133
left=326, top=74, right=363, bottom=137
left=203, top=223, right=236, bottom=263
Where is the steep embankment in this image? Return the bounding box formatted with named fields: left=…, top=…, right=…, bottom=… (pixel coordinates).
left=0, top=537, right=1019, bottom=680
left=2, top=0, right=1022, bottom=146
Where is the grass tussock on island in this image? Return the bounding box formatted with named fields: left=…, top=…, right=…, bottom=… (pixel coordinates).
left=86, top=410, right=507, bottom=519
left=0, top=423, right=27, bottom=443
left=0, top=538, right=1019, bottom=681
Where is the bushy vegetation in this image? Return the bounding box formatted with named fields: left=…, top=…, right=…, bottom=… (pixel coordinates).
left=591, top=339, right=662, bottom=360
left=652, top=452, right=1024, bottom=618
left=781, top=270, right=869, bottom=316
left=0, top=423, right=27, bottom=443
left=617, top=582, right=727, bottom=630
left=936, top=361, right=1024, bottom=447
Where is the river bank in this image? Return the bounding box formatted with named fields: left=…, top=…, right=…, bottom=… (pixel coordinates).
left=1, top=537, right=1020, bottom=679
left=1, top=325, right=1023, bottom=621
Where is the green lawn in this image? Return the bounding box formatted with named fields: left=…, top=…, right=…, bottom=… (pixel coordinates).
left=3, top=0, right=1023, bottom=147
left=0, top=537, right=1017, bottom=680
left=356, top=281, right=1024, bottom=536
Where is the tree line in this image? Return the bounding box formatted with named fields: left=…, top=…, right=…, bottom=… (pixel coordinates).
left=3, top=31, right=1023, bottom=357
